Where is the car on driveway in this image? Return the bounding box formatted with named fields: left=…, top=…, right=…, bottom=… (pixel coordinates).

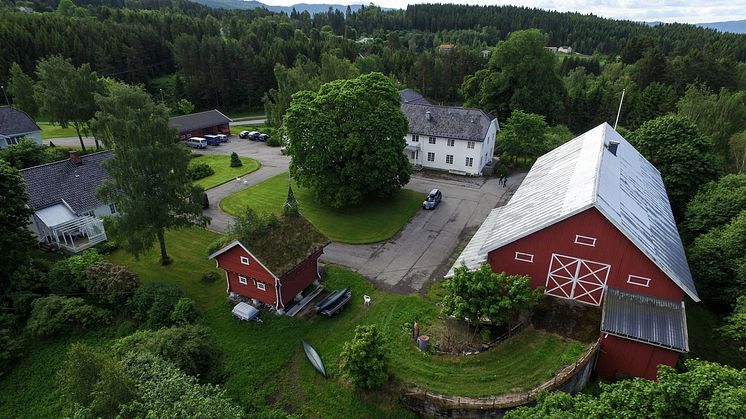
left=258, top=133, right=269, bottom=142
left=247, top=131, right=261, bottom=141
left=239, top=130, right=250, bottom=139
left=422, top=188, right=442, bottom=210
left=203, top=135, right=221, bottom=146
left=185, top=137, right=208, bottom=149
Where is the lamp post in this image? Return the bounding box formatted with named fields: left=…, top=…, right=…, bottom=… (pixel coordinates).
left=0, top=85, right=9, bottom=106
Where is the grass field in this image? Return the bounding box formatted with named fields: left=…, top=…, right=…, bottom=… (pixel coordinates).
left=219, top=173, right=424, bottom=243
left=38, top=121, right=78, bottom=139
left=189, top=154, right=260, bottom=190
left=226, top=110, right=266, bottom=120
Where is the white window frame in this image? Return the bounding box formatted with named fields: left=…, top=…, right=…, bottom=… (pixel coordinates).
left=238, top=275, right=248, bottom=285
left=240, top=256, right=250, bottom=265
left=427, top=152, right=435, bottom=162
left=109, top=204, right=117, bottom=214
left=256, top=281, right=266, bottom=291
left=574, top=235, right=597, bottom=247
left=445, top=154, right=454, bottom=164
left=465, top=157, right=473, bottom=167
left=447, top=139, right=455, bottom=147
left=627, top=275, right=651, bottom=287
left=514, top=252, right=534, bottom=263
left=412, top=134, right=419, bottom=142
left=467, top=141, right=475, bottom=149
left=428, top=136, right=436, bottom=144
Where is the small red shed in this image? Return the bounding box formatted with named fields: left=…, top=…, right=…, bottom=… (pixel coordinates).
left=448, top=123, right=699, bottom=381
left=209, top=240, right=326, bottom=314
left=168, top=109, right=231, bottom=140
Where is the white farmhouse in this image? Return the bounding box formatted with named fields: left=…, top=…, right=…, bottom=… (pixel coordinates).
left=399, top=92, right=498, bottom=176
left=0, top=106, right=42, bottom=148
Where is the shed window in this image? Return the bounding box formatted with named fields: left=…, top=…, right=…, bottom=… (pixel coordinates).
left=574, top=235, right=597, bottom=247
left=627, top=275, right=651, bottom=287
left=238, top=275, right=248, bottom=285
left=514, top=252, right=534, bottom=263
left=257, top=282, right=266, bottom=291
left=240, top=256, right=250, bottom=265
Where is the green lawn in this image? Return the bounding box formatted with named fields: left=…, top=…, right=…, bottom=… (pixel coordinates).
left=190, top=154, right=260, bottom=190
left=220, top=173, right=424, bottom=244
left=226, top=110, right=266, bottom=120
left=38, top=121, right=78, bottom=139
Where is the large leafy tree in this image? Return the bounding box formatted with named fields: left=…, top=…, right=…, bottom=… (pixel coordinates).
left=496, top=109, right=549, bottom=161
left=629, top=114, right=720, bottom=218
left=34, top=55, right=104, bottom=151
left=720, top=296, right=746, bottom=354
left=7, top=62, right=37, bottom=116
left=461, top=29, right=565, bottom=123
left=442, top=263, right=542, bottom=327
left=339, top=324, right=388, bottom=389
left=0, top=160, right=35, bottom=301
left=93, top=83, right=208, bottom=265
left=263, top=56, right=320, bottom=127
left=677, top=84, right=746, bottom=155
left=285, top=72, right=411, bottom=208
left=682, top=174, right=746, bottom=242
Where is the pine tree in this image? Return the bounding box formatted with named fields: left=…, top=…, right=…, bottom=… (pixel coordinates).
left=229, top=152, right=242, bottom=167
left=283, top=184, right=299, bottom=216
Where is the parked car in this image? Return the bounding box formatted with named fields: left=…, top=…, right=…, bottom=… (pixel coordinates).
left=185, top=137, right=208, bottom=149
left=258, top=133, right=269, bottom=142
left=248, top=131, right=261, bottom=141
left=216, top=133, right=229, bottom=142
left=203, top=135, right=221, bottom=146
left=422, top=188, right=442, bottom=210
left=239, top=130, right=250, bottom=139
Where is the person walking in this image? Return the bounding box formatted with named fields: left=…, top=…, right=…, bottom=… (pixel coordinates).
left=498, top=175, right=504, bottom=185
left=503, top=176, right=508, bottom=188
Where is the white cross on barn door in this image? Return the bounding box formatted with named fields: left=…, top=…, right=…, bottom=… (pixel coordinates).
left=545, top=254, right=611, bottom=306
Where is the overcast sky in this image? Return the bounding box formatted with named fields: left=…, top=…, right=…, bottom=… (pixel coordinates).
left=259, top=0, right=746, bottom=24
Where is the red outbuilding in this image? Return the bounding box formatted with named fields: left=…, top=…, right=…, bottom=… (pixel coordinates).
left=209, top=240, right=326, bottom=314
left=168, top=109, right=231, bottom=140
left=448, top=122, right=698, bottom=381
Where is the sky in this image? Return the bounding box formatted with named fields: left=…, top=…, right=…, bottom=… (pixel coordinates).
left=259, top=0, right=746, bottom=24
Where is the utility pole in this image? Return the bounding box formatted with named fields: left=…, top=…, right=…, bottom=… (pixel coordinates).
left=614, top=89, right=626, bottom=130
left=0, top=85, right=9, bottom=106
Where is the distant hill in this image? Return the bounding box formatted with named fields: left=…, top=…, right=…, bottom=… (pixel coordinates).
left=697, top=19, right=746, bottom=34
left=190, top=0, right=367, bottom=14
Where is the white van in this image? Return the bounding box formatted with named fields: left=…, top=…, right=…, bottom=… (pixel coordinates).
left=185, top=137, right=208, bottom=149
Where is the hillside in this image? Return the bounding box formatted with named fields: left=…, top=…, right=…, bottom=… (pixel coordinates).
left=189, top=0, right=366, bottom=14
left=697, top=19, right=746, bottom=34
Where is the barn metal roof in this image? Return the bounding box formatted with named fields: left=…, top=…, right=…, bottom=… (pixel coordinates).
left=168, top=109, right=231, bottom=134
left=601, top=288, right=688, bottom=352
left=447, top=123, right=699, bottom=302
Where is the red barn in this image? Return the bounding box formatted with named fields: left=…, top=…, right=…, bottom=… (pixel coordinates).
left=168, top=109, right=231, bottom=140
left=209, top=240, right=326, bottom=314
left=448, top=123, right=698, bottom=380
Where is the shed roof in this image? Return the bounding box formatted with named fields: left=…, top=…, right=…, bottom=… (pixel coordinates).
left=20, top=151, right=112, bottom=214
left=447, top=123, right=698, bottom=301
left=168, top=109, right=231, bottom=134
left=601, top=287, right=688, bottom=352
left=401, top=103, right=495, bottom=142
left=0, top=106, right=41, bottom=136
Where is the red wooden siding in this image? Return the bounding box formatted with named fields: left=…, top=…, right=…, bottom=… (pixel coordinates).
left=597, top=334, right=680, bottom=380
left=179, top=123, right=231, bottom=139
left=487, top=207, right=684, bottom=304
left=214, top=245, right=278, bottom=307
left=278, top=248, right=324, bottom=306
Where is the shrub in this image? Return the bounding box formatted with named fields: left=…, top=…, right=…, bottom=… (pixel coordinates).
left=83, top=262, right=140, bottom=306
left=230, top=152, right=242, bottom=167
left=129, top=282, right=183, bottom=329
left=206, top=236, right=232, bottom=256
left=202, top=192, right=209, bottom=209
left=339, top=324, right=388, bottom=389
left=0, top=314, right=22, bottom=377
left=26, top=296, right=110, bottom=336
left=201, top=271, right=220, bottom=283
left=94, top=240, right=119, bottom=254
left=48, top=250, right=105, bottom=293
left=266, top=136, right=281, bottom=147
left=171, top=298, right=200, bottom=325
left=188, top=162, right=214, bottom=180
left=230, top=207, right=278, bottom=241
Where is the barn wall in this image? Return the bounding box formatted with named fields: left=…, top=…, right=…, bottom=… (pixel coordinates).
left=216, top=245, right=278, bottom=306
left=179, top=123, right=230, bottom=140
left=487, top=207, right=684, bottom=303
left=596, top=334, right=680, bottom=380
left=278, top=249, right=323, bottom=306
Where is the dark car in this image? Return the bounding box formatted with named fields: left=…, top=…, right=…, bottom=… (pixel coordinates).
left=247, top=131, right=261, bottom=141
left=422, top=188, right=442, bottom=210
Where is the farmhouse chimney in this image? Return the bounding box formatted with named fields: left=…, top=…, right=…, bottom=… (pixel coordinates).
left=68, top=151, right=82, bottom=165
left=606, top=140, right=620, bottom=156
left=425, top=111, right=432, bottom=121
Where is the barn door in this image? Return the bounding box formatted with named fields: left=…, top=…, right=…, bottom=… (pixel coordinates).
left=545, top=254, right=610, bottom=306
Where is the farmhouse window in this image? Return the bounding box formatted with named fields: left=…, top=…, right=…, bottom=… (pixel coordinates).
left=465, top=157, right=473, bottom=167
left=447, top=139, right=455, bottom=147
left=109, top=204, right=117, bottom=214
left=574, top=235, right=597, bottom=247
left=446, top=154, right=454, bottom=164
left=627, top=275, right=651, bottom=287
left=412, top=134, right=419, bottom=142
left=467, top=141, right=475, bottom=149
left=238, top=275, right=248, bottom=285
left=240, top=256, right=250, bottom=265
left=427, top=152, right=435, bottom=162
left=428, top=137, right=436, bottom=144
left=257, top=282, right=266, bottom=291
left=514, top=252, right=534, bottom=263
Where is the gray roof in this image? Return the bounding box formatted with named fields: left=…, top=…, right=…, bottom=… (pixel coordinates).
left=601, top=288, right=688, bottom=352
left=448, top=123, right=699, bottom=301
left=401, top=103, right=495, bottom=142
left=20, top=151, right=112, bottom=213
left=0, top=106, right=41, bottom=136
left=168, top=109, right=231, bottom=134
left=399, top=89, right=432, bottom=105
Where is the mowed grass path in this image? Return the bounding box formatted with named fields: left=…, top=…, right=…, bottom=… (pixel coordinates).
left=220, top=173, right=424, bottom=243
left=190, top=154, right=260, bottom=190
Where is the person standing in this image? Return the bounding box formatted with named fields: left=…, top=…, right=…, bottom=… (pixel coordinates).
left=503, top=176, right=508, bottom=188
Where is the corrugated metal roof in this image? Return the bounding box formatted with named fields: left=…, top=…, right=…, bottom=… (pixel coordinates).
left=447, top=123, right=698, bottom=301
left=168, top=109, right=231, bottom=134
left=601, top=287, right=688, bottom=352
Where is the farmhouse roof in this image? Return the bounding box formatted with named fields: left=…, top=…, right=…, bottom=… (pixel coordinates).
left=168, top=109, right=231, bottom=134
left=20, top=151, right=112, bottom=214
left=399, top=89, right=432, bottom=105
left=601, top=288, right=689, bottom=352
left=0, top=106, right=41, bottom=136
left=447, top=123, right=699, bottom=301
left=401, top=103, right=495, bottom=142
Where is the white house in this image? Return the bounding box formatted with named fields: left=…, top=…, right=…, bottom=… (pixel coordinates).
left=20, top=151, right=114, bottom=253
left=399, top=92, right=498, bottom=176
left=558, top=46, right=573, bottom=54
left=0, top=106, right=42, bottom=148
